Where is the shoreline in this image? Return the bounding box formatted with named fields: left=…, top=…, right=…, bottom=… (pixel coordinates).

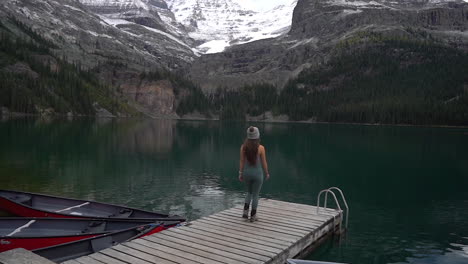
left=2, top=112, right=468, bottom=130
left=176, top=116, right=468, bottom=130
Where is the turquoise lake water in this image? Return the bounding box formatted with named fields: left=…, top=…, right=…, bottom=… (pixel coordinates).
left=0, top=118, right=467, bottom=264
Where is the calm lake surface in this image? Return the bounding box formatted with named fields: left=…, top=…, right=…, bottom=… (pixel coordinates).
left=0, top=118, right=467, bottom=264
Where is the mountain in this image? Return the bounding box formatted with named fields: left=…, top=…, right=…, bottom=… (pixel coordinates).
left=0, top=0, right=200, bottom=118
left=78, top=0, right=196, bottom=48
left=74, top=0, right=299, bottom=55
left=1, top=0, right=195, bottom=70
left=189, top=0, right=468, bottom=92
left=182, top=0, right=468, bottom=125
left=166, top=0, right=298, bottom=53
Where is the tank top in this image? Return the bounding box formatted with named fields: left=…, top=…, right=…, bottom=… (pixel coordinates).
left=245, top=155, right=261, bottom=169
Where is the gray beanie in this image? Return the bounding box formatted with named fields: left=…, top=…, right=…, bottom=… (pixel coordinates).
left=247, top=126, right=260, bottom=139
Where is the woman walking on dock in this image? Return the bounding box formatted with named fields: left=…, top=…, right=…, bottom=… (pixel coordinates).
left=239, top=126, right=270, bottom=222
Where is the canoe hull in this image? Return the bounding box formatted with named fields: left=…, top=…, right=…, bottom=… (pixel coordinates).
left=0, top=198, right=69, bottom=218
left=0, top=218, right=171, bottom=253
left=34, top=224, right=162, bottom=263
left=0, top=189, right=185, bottom=222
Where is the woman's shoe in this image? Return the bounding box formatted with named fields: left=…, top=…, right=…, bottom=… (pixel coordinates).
left=250, top=214, right=258, bottom=222
left=242, top=209, right=249, bottom=219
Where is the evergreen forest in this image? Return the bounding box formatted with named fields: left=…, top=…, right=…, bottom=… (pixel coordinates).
left=0, top=19, right=136, bottom=116
left=190, top=35, right=468, bottom=126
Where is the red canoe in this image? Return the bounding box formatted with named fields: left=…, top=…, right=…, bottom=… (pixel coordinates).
left=0, top=218, right=179, bottom=252
left=0, top=189, right=185, bottom=222
left=33, top=223, right=165, bottom=263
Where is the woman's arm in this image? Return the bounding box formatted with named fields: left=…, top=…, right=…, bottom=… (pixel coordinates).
left=239, top=145, right=245, bottom=181
left=260, top=145, right=270, bottom=180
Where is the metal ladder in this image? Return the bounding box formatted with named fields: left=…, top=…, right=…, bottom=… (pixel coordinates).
left=316, top=187, right=349, bottom=233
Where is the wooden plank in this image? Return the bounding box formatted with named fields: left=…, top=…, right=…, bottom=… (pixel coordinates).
left=169, top=226, right=282, bottom=254
left=211, top=210, right=315, bottom=231
left=273, top=219, right=338, bottom=263
left=100, top=248, right=152, bottom=264
left=113, top=244, right=178, bottom=264
left=223, top=209, right=321, bottom=230
left=221, top=207, right=321, bottom=226
left=201, top=214, right=308, bottom=238
left=230, top=207, right=327, bottom=226
left=226, top=207, right=323, bottom=227
left=124, top=241, right=201, bottom=264
left=196, top=217, right=301, bottom=241
left=147, top=233, right=258, bottom=264
left=163, top=228, right=272, bottom=261
left=229, top=206, right=329, bottom=224
left=188, top=221, right=291, bottom=247
left=153, top=232, right=264, bottom=264
left=135, top=237, right=224, bottom=264
left=260, top=199, right=340, bottom=216
left=62, top=260, right=81, bottom=264
left=196, top=217, right=301, bottom=242
left=250, top=200, right=328, bottom=215
left=189, top=221, right=294, bottom=246
left=218, top=209, right=307, bottom=229
left=254, top=205, right=338, bottom=222
left=88, top=253, right=128, bottom=264
left=204, top=212, right=310, bottom=235
left=259, top=203, right=337, bottom=219
left=260, top=199, right=334, bottom=212
left=74, top=256, right=105, bottom=264
left=0, top=248, right=55, bottom=264
left=145, top=235, right=244, bottom=264
left=256, top=203, right=334, bottom=219
left=208, top=213, right=311, bottom=236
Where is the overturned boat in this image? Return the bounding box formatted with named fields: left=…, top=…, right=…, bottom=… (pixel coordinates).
left=33, top=223, right=162, bottom=263
left=0, top=189, right=185, bottom=221
left=0, top=217, right=179, bottom=252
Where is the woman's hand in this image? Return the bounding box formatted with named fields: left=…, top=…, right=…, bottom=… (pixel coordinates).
left=266, top=173, right=270, bottom=180
left=238, top=171, right=243, bottom=182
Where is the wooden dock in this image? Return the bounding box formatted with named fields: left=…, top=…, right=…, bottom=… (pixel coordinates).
left=62, top=198, right=343, bottom=264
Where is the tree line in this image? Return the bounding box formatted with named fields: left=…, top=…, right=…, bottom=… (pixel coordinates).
left=175, top=33, right=468, bottom=126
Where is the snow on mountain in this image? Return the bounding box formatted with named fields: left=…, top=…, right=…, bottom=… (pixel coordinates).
left=79, top=0, right=151, bottom=9
left=78, top=0, right=192, bottom=46
left=165, top=0, right=298, bottom=54
left=78, top=0, right=464, bottom=55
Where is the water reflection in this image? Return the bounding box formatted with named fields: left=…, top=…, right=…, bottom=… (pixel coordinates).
left=118, top=119, right=175, bottom=154
left=0, top=119, right=467, bottom=264
left=392, top=242, right=468, bottom=264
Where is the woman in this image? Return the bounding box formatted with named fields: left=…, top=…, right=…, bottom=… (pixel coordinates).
left=239, top=126, right=270, bottom=222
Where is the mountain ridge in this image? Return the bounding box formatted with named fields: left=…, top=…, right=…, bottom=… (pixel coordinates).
left=189, top=0, right=468, bottom=92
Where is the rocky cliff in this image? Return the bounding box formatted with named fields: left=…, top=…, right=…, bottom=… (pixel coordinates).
left=78, top=0, right=194, bottom=47
left=0, top=0, right=198, bottom=117
left=1, top=0, right=195, bottom=70
left=189, top=0, right=468, bottom=92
